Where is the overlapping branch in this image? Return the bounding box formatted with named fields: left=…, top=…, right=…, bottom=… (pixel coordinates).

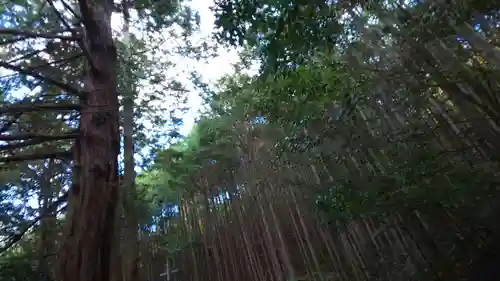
left=0, top=28, right=78, bottom=41
left=0, top=190, right=69, bottom=255
left=0, top=131, right=78, bottom=141
left=0, top=130, right=79, bottom=151
left=0, top=151, right=72, bottom=163
left=0, top=61, right=83, bottom=96
left=0, top=103, right=81, bottom=114
left=46, top=0, right=96, bottom=70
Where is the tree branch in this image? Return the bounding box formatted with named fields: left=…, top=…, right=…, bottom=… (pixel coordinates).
left=0, top=136, right=75, bottom=151
left=0, top=131, right=79, bottom=141
left=0, top=151, right=72, bottom=163
left=14, top=52, right=84, bottom=72
left=46, top=0, right=96, bottom=70
left=7, top=49, right=44, bottom=64
left=1, top=37, right=34, bottom=46
left=0, top=190, right=69, bottom=255
left=0, top=28, right=78, bottom=40
left=0, top=103, right=81, bottom=114
left=0, top=61, right=83, bottom=95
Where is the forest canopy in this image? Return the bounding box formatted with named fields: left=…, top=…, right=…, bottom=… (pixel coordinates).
left=1, top=0, right=500, bottom=281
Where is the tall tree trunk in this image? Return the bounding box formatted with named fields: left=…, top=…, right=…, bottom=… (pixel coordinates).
left=57, top=0, right=120, bottom=280
left=121, top=1, right=140, bottom=280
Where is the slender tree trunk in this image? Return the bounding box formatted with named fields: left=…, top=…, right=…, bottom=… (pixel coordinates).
left=57, top=0, right=120, bottom=280
left=121, top=2, right=140, bottom=280
left=38, top=159, right=55, bottom=281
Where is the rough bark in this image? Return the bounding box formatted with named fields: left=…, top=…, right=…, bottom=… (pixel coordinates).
left=57, top=0, right=120, bottom=280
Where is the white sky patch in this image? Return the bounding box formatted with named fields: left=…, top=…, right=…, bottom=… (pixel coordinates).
left=179, top=0, right=240, bottom=134
left=109, top=0, right=245, bottom=172
left=111, top=0, right=241, bottom=138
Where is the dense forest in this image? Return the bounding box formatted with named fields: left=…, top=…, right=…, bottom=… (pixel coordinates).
left=1, top=0, right=500, bottom=281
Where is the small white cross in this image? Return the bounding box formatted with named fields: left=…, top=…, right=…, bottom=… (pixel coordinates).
left=159, top=260, right=178, bottom=281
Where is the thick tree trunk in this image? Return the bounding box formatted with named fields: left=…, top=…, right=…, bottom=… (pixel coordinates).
left=57, top=0, right=120, bottom=280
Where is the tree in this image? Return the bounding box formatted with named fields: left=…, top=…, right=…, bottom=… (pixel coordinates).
left=0, top=0, right=207, bottom=280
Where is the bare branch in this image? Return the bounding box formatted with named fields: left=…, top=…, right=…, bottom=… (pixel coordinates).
left=0, top=37, right=34, bottom=46
left=0, top=130, right=79, bottom=141
left=12, top=52, right=84, bottom=72
left=7, top=49, right=44, bottom=64
left=58, top=0, right=82, bottom=21
left=0, top=135, right=75, bottom=155
left=46, top=0, right=96, bottom=70
left=0, top=61, right=83, bottom=95
left=0, top=150, right=72, bottom=163
left=0, top=28, right=78, bottom=40
left=0, top=137, right=75, bottom=151
left=0, top=103, right=81, bottom=114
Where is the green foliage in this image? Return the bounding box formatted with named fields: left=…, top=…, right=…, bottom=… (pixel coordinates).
left=136, top=1, right=500, bottom=279
left=213, top=0, right=342, bottom=72
left=0, top=250, right=38, bottom=281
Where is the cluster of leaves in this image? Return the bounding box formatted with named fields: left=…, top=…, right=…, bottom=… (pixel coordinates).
left=0, top=250, right=38, bottom=281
